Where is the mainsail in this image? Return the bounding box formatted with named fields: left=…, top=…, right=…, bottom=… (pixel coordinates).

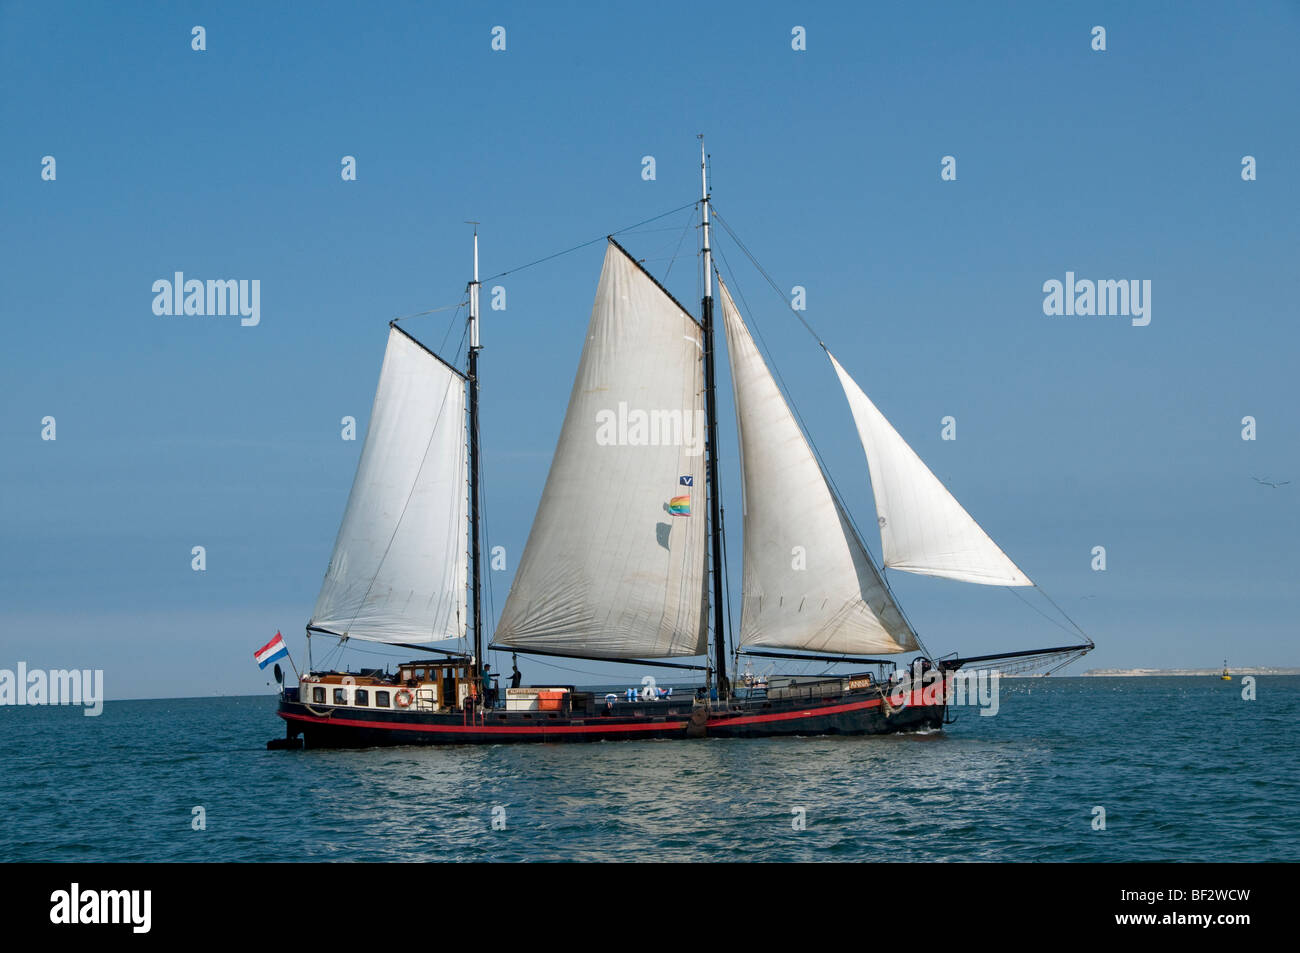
left=309, top=325, right=470, bottom=643
left=828, top=353, right=1032, bottom=587
left=493, top=242, right=709, bottom=659
left=717, top=279, right=917, bottom=655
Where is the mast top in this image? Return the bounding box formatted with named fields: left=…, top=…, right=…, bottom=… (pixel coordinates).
left=700, top=137, right=713, bottom=303
left=468, top=223, right=480, bottom=350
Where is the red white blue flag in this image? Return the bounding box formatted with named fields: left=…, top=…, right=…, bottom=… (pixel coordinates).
left=254, top=632, right=290, bottom=669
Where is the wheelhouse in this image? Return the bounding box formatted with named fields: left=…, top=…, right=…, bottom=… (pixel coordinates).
left=299, top=657, right=488, bottom=713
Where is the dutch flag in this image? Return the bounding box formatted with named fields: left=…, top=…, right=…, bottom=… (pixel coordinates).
left=254, top=632, right=290, bottom=669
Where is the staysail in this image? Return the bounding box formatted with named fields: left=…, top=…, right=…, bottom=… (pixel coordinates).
left=717, top=279, right=917, bottom=655
left=828, top=353, right=1032, bottom=586
left=309, top=325, right=470, bottom=643
left=493, top=242, right=709, bottom=659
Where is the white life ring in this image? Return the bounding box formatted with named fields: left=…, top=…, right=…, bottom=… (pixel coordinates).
left=395, top=689, right=414, bottom=708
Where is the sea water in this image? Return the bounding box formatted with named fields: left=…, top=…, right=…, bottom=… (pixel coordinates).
left=1, top=676, right=1295, bottom=862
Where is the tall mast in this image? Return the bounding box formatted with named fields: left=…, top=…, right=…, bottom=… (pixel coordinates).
left=467, top=226, right=484, bottom=672
left=699, top=137, right=729, bottom=699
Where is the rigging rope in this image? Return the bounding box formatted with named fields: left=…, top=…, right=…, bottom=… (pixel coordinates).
left=711, top=240, right=934, bottom=662
left=437, top=301, right=465, bottom=358
left=709, top=207, right=1092, bottom=659
left=1004, top=587, right=1083, bottom=640
left=710, top=206, right=826, bottom=348
left=478, top=201, right=699, bottom=283
left=1037, top=586, right=1093, bottom=643
left=390, top=300, right=468, bottom=324
left=661, top=206, right=697, bottom=282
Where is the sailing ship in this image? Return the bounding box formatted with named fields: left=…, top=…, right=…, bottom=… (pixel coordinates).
left=270, top=144, right=1092, bottom=748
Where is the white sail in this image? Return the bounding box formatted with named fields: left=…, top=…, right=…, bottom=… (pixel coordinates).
left=717, top=279, right=917, bottom=655
left=310, top=326, right=470, bottom=643
left=493, top=242, right=709, bottom=658
left=828, top=353, right=1032, bottom=587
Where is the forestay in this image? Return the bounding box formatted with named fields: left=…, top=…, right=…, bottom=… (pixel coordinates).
left=717, top=278, right=917, bottom=655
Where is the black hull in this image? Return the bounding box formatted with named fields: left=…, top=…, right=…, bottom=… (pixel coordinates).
left=275, top=688, right=944, bottom=748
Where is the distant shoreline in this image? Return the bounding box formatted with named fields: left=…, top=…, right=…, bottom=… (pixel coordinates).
left=1081, top=667, right=1300, bottom=677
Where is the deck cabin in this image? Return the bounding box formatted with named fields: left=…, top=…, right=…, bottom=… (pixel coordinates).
left=298, top=658, right=487, bottom=713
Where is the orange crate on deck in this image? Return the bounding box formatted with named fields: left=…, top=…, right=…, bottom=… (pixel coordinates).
left=537, top=691, right=566, bottom=711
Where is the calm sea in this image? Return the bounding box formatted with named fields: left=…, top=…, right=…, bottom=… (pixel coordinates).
left=2, top=676, right=1295, bottom=862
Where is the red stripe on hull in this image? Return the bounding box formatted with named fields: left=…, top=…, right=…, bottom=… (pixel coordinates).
left=707, top=696, right=883, bottom=727
left=279, top=710, right=687, bottom=736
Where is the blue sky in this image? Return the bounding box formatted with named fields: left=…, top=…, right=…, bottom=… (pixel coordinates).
left=2, top=1, right=1297, bottom=699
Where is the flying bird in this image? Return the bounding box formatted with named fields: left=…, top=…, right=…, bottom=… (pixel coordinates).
left=1252, top=476, right=1291, bottom=488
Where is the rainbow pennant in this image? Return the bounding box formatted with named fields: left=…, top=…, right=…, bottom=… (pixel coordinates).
left=668, top=494, right=691, bottom=516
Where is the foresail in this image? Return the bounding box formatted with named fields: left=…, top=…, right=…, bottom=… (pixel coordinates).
left=493, top=242, right=709, bottom=659
left=717, top=279, right=917, bottom=655
left=310, top=326, right=470, bottom=643
left=828, top=353, right=1032, bottom=587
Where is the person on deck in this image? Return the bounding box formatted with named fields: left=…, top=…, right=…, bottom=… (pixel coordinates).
left=510, top=656, right=522, bottom=689
left=481, top=665, right=494, bottom=709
